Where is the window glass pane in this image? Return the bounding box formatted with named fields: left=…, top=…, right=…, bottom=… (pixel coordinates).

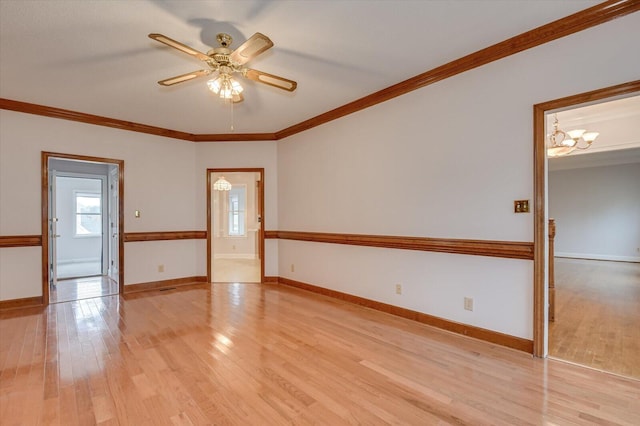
left=77, top=195, right=101, bottom=213
left=227, top=187, right=245, bottom=236
left=76, top=214, right=102, bottom=235
left=75, top=192, right=101, bottom=236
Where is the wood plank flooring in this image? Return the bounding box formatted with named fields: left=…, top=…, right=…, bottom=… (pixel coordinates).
left=1, top=282, right=639, bottom=425
left=212, top=258, right=260, bottom=283
left=549, top=258, right=640, bottom=379
left=50, top=276, right=119, bottom=304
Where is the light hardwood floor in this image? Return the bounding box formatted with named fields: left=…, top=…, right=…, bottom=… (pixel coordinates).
left=549, top=258, right=640, bottom=379
left=50, top=276, right=119, bottom=304
left=1, top=282, right=639, bottom=425
left=212, top=258, right=261, bottom=283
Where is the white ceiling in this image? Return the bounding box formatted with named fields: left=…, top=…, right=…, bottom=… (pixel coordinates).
left=0, top=0, right=602, bottom=135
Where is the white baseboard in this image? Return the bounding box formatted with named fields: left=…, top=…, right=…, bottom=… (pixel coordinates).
left=555, top=252, right=640, bottom=263
left=214, top=254, right=257, bottom=260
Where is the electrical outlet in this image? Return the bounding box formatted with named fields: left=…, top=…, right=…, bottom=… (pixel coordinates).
left=232, top=245, right=236, bottom=250
left=290, top=264, right=295, bottom=273
left=158, top=264, right=164, bottom=273
left=395, top=284, right=402, bottom=295
left=464, top=297, right=473, bottom=311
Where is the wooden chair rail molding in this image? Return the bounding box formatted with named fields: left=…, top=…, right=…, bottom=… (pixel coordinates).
left=124, top=231, right=207, bottom=242
left=0, top=232, right=207, bottom=246
left=265, top=230, right=534, bottom=260
left=2, top=1, right=637, bottom=142
left=274, top=276, right=534, bottom=353
left=0, top=235, right=42, bottom=248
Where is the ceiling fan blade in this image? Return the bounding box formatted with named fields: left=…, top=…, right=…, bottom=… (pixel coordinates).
left=229, top=33, right=274, bottom=65
left=244, top=69, right=297, bottom=92
left=149, top=33, right=211, bottom=62
left=157, top=69, right=211, bottom=86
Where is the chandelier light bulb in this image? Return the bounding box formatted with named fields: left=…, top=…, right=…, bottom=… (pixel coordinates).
left=566, top=129, right=586, bottom=140
left=582, top=132, right=599, bottom=143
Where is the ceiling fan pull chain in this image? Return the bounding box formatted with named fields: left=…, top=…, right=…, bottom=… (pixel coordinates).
left=230, top=98, right=235, bottom=132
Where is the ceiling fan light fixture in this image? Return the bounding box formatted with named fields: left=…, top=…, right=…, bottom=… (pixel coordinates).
left=207, top=74, right=243, bottom=100
left=149, top=32, right=296, bottom=105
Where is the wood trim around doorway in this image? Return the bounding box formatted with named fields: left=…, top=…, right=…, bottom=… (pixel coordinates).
left=532, top=80, right=640, bottom=357
left=206, top=168, right=265, bottom=283
left=41, top=152, right=125, bottom=305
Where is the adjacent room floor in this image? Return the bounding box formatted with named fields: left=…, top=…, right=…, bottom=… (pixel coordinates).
left=212, top=257, right=260, bottom=283
left=56, top=260, right=102, bottom=280
left=49, top=275, right=119, bottom=304
left=549, top=257, right=640, bottom=379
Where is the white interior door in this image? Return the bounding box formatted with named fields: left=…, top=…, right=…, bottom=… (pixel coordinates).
left=49, top=171, right=59, bottom=287
left=108, top=166, right=119, bottom=284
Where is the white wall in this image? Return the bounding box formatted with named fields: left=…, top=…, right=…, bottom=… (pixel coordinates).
left=549, top=162, right=640, bottom=262
left=0, top=111, right=202, bottom=299
left=276, top=13, right=640, bottom=339
left=0, top=117, right=280, bottom=300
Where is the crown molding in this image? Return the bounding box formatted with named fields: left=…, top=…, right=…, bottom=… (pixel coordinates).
left=192, top=133, right=277, bottom=142
left=0, top=98, right=195, bottom=141
left=1, top=1, right=638, bottom=142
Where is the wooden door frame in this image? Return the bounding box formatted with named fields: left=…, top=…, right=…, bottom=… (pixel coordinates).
left=532, top=80, right=640, bottom=357
left=42, top=152, right=125, bottom=305
left=207, top=168, right=265, bottom=283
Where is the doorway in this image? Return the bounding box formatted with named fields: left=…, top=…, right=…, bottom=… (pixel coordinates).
left=207, top=169, right=264, bottom=283
left=42, top=152, right=124, bottom=304
left=545, top=96, right=640, bottom=378
left=532, top=81, right=640, bottom=364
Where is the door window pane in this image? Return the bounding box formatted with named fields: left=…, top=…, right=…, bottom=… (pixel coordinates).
left=75, top=193, right=101, bottom=236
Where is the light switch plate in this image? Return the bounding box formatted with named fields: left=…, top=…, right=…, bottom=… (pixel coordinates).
left=514, top=200, right=530, bottom=213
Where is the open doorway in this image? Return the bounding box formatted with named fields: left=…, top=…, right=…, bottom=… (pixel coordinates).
left=533, top=84, right=640, bottom=378
left=546, top=97, right=640, bottom=378
left=42, top=152, right=124, bottom=304
left=207, top=169, right=264, bottom=283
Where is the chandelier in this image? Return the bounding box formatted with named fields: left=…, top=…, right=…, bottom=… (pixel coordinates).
left=547, top=114, right=599, bottom=158
left=213, top=176, right=232, bottom=191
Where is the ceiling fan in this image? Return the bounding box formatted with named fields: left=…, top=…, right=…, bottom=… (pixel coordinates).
left=149, top=32, right=297, bottom=102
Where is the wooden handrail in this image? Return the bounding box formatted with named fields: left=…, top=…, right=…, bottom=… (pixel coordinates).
left=548, top=219, right=556, bottom=322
